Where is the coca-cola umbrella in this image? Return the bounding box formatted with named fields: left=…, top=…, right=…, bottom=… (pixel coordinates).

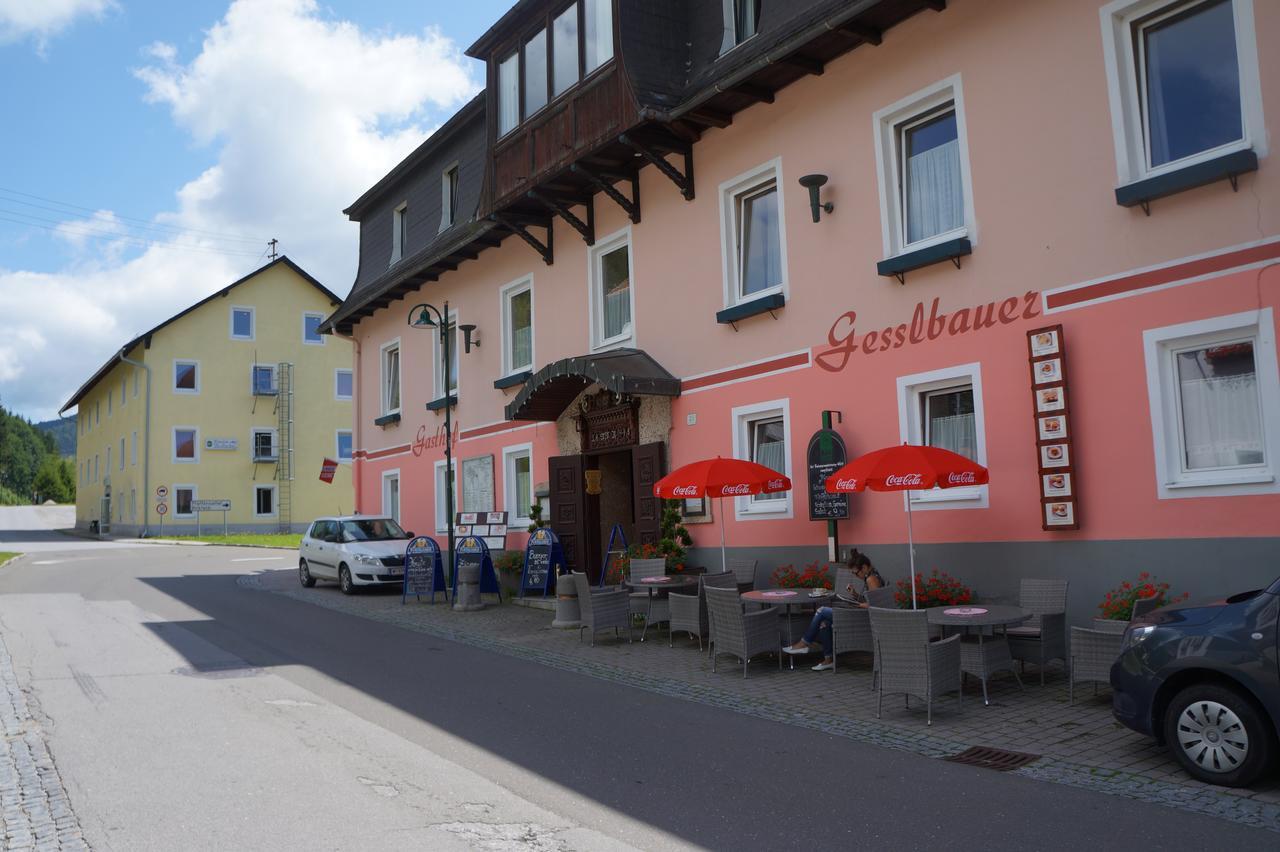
left=653, top=457, right=792, bottom=574
left=825, top=444, right=989, bottom=609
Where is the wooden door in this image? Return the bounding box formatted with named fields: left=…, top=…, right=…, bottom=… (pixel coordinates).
left=548, top=455, right=587, bottom=576
left=631, top=442, right=665, bottom=549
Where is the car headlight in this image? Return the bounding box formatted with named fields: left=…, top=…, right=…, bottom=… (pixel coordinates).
left=352, top=553, right=381, bottom=567
left=1121, top=624, right=1156, bottom=652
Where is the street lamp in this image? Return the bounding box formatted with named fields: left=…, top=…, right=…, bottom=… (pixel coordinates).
left=408, top=300, right=455, bottom=582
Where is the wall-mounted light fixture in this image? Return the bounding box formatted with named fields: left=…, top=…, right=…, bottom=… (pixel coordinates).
left=798, top=174, right=833, bottom=223
left=459, top=323, right=480, bottom=354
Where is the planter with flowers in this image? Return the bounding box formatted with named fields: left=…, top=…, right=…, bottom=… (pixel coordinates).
left=770, top=562, right=835, bottom=590
left=893, top=570, right=973, bottom=609
left=493, top=549, right=525, bottom=597
left=1094, top=572, right=1187, bottom=631
left=603, top=500, right=693, bottom=585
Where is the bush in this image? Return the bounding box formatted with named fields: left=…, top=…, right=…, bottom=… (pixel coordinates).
left=1097, top=572, right=1188, bottom=621
left=493, top=550, right=524, bottom=578
left=771, top=562, right=834, bottom=589
left=893, top=570, right=973, bottom=608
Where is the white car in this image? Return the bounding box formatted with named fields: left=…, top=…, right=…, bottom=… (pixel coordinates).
left=298, top=515, right=415, bottom=594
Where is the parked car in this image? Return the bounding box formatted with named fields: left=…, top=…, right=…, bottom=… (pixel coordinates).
left=299, top=515, right=414, bottom=595
left=1111, top=576, right=1280, bottom=787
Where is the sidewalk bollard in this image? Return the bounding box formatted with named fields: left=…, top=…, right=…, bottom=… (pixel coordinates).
left=452, top=563, right=484, bottom=612
left=551, top=574, right=581, bottom=629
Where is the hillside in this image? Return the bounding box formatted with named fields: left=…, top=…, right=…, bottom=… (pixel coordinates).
left=35, top=416, right=77, bottom=457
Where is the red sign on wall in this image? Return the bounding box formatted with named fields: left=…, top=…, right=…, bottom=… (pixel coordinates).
left=319, top=458, right=338, bottom=484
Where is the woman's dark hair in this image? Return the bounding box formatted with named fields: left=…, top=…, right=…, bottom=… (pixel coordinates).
left=846, top=548, right=872, bottom=572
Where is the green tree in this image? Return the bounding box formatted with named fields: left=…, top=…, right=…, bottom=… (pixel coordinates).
left=32, top=456, right=73, bottom=504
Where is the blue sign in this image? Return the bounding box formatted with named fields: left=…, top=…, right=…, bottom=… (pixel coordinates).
left=402, top=536, right=447, bottom=604
left=452, top=536, right=503, bottom=602
left=520, top=527, right=564, bottom=598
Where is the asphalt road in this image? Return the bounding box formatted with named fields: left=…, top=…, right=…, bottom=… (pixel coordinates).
left=0, top=509, right=1275, bottom=850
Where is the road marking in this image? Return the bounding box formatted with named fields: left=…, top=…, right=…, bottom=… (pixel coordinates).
left=231, top=556, right=285, bottom=562
left=32, top=560, right=62, bottom=565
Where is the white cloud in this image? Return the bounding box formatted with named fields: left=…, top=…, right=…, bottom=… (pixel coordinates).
left=0, top=0, right=115, bottom=48
left=0, top=0, right=478, bottom=421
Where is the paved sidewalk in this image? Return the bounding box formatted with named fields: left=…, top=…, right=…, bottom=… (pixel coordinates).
left=0, top=634, right=88, bottom=851
left=255, top=573, right=1280, bottom=833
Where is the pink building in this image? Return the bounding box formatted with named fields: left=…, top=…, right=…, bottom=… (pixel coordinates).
left=324, top=0, right=1280, bottom=613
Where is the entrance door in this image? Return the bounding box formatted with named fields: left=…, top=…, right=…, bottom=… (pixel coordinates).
left=548, top=455, right=587, bottom=576
left=631, top=442, right=665, bottom=549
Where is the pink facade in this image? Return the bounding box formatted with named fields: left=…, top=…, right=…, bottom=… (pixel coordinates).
left=338, top=0, right=1280, bottom=607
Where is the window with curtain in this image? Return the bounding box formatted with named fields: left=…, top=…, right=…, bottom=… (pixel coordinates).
left=382, top=345, right=400, bottom=413
left=434, top=464, right=453, bottom=532
left=1138, top=0, right=1242, bottom=169
left=750, top=416, right=786, bottom=503
left=553, top=5, right=579, bottom=96
left=900, top=106, right=963, bottom=246
left=437, top=321, right=458, bottom=397
left=1175, top=340, right=1263, bottom=470
left=596, top=242, right=631, bottom=344
left=506, top=449, right=533, bottom=523
left=498, top=52, right=519, bottom=135
left=385, top=475, right=401, bottom=523
left=524, top=29, right=548, bottom=117
left=507, top=286, right=532, bottom=373
left=584, top=0, right=612, bottom=73
left=736, top=181, right=781, bottom=298
left=923, top=386, right=977, bottom=461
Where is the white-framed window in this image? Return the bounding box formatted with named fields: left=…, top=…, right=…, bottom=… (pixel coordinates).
left=391, top=202, right=408, bottom=265
left=433, top=460, right=455, bottom=533
left=174, top=485, right=196, bottom=518
left=95, top=401, right=99, bottom=425
left=335, top=369, right=353, bottom=401
left=380, top=339, right=401, bottom=415
left=1101, top=0, right=1265, bottom=186
left=251, top=363, right=276, bottom=396
left=873, top=74, right=976, bottom=260
left=720, top=159, right=787, bottom=309
left=382, top=469, right=401, bottom=523
left=131, top=431, right=137, bottom=466
left=251, top=428, right=278, bottom=462
left=1143, top=308, right=1279, bottom=498
left=336, top=430, right=353, bottom=462
left=721, top=0, right=760, bottom=53
left=106, top=444, right=111, bottom=474
left=254, top=485, right=277, bottom=518
left=173, top=360, right=200, bottom=394
left=501, top=276, right=534, bottom=375
left=896, top=362, right=989, bottom=510
left=173, top=427, right=199, bottom=464
left=731, top=398, right=792, bottom=519
left=133, top=369, right=139, bottom=398
left=588, top=227, right=633, bottom=351
left=303, top=312, right=324, bottom=345
left=440, top=162, right=460, bottom=231
left=120, top=377, right=126, bottom=406
left=107, top=391, right=112, bottom=417
left=119, top=437, right=125, bottom=471
left=433, top=313, right=459, bottom=401
left=503, top=443, right=534, bottom=525
left=230, top=306, right=254, bottom=340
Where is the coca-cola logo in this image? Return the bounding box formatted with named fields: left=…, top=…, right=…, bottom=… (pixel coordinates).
left=947, top=471, right=977, bottom=485
left=885, top=473, right=924, bottom=487
left=670, top=485, right=699, bottom=497
left=766, top=478, right=785, bottom=490
left=720, top=484, right=753, bottom=495
left=833, top=478, right=859, bottom=490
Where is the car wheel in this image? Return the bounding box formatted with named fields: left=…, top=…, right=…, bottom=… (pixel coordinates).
left=1163, top=683, right=1274, bottom=787
left=298, top=559, right=316, bottom=588
left=339, top=564, right=356, bottom=596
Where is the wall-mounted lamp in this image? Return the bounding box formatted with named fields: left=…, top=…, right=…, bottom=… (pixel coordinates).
left=459, top=323, right=480, bottom=354
left=798, top=174, right=833, bottom=223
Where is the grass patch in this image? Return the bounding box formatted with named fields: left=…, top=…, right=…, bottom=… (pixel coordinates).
left=166, top=534, right=302, bottom=549
left=0, top=552, right=20, bottom=568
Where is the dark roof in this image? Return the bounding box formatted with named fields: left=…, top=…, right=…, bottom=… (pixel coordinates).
left=504, top=348, right=681, bottom=422
left=59, top=256, right=339, bottom=413
left=466, top=0, right=544, bottom=57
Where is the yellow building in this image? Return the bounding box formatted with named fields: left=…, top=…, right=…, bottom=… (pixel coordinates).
left=61, top=257, right=354, bottom=535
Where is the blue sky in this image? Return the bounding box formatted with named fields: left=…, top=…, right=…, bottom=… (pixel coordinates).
left=0, top=0, right=510, bottom=420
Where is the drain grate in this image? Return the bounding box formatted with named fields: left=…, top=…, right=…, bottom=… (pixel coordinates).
left=944, top=746, right=1040, bottom=771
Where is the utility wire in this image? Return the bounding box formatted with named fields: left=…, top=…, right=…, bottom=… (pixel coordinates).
left=0, top=195, right=263, bottom=247
left=0, top=215, right=265, bottom=259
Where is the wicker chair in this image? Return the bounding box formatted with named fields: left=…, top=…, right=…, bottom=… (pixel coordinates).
left=668, top=571, right=735, bottom=650
left=1068, top=626, right=1124, bottom=704
left=829, top=567, right=873, bottom=671
left=573, top=572, right=631, bottom=646
left=1131, top=596, right=1161, bottom=620
left=726, top=558, right=759, bottom=590
left=865, top=586, right=897, bottom=609
left=1006, top=579, right=1069, bottom=685
left=627, top=557, right=670, bottom=629
left=705, top=586, right=781, bottom=678
left=869, top=607, right=962, bottom=725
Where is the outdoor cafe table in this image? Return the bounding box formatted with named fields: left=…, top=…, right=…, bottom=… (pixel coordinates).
left=625, top=575, right=699, bottom=642
left=926, top=605, right=1031, bottom=705
left=742, top=589, right=834, bottom=669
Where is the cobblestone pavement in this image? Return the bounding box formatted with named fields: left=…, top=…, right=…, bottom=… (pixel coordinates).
left=0, top=634, right=88, bottom=851
left=253, top=573, right=1280, bottom=833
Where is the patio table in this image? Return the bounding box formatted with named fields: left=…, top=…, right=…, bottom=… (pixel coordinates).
left=742, top=589, right=833, bottom=669
left=625, top=575, right=699, bottom=642
left=927, top=605, right=1030, bottom=705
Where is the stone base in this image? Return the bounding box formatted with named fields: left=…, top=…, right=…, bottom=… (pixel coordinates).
left=551, top=591, right=581, bottom=629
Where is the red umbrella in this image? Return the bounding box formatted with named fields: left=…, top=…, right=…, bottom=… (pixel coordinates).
left=826, top=444, right=989, bottom=608
left=654, top=457, right=791, bottom=574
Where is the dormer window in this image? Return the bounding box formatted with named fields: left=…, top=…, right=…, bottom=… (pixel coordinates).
left=440, top=164, right=459, bottom=231
left=391, top=202, right=407, bottom=264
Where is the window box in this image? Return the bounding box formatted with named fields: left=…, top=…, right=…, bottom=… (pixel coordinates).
left=715, top=293, right=785, bottom=325
left=374, top=412, right=401, bottom=427
left=493, top=371, right=531, bottom=390
left=877, top=237, right=972, bottom=282
left=1115, top=148, right=1257, bottom=211
left=425, top=395, right=458, bottom=412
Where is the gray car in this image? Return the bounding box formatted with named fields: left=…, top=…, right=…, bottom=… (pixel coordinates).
left=298, top=515, right=415, bottom=594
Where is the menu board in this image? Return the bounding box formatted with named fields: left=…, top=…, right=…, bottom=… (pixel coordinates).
left=452, top=536, right=503, bottom=600
left=521, top=527, right=565, bottom=598
left=402, top=536, right=447, bottom=604
left=461, top=455, right=495, bottom=513
left=455, top=511, right=509, bottom=553
left=806, top=428, right=849, bottom=521
left=1027, top=325, right=1080, bottom=530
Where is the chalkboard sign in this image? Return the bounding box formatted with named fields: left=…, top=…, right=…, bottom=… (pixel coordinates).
left=452, top=537, right=503, bottom=602
left=402, top=536, right=447, bottom=604
left=807, top=428, right=850, bottom=521
left=520, top=527, right=565, bottom=598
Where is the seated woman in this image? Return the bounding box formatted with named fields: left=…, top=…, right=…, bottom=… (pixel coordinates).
left=782, top=550, right=884, bottom=671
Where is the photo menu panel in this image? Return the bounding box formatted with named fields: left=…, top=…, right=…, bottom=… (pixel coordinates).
left=1028, top=325, right=1080, bottom=531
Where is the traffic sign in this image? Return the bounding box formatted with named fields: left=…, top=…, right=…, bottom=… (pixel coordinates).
left=155, top=485, right=169, bottom=499
left=155, top=503, right=169, bottom=516
left=191, top=499, right=231, bottom=512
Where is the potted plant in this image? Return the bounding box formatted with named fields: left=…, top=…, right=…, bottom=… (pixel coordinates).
left=770, top=562, right=835, bottom=590
left=493, top=549, right=525, bottom=597
left=893, top=570, right=973, bottom=608
left=1095, top=572, right=1187, bottom=629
